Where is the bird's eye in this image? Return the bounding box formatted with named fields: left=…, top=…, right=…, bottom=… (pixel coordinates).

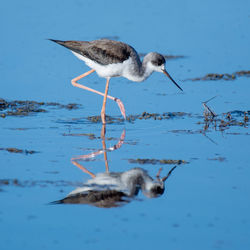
left=151, top=186, right=164, bottom=195
left=157, top=59, right=165, bottom=66
left=152, top=60, right=163, bottom=66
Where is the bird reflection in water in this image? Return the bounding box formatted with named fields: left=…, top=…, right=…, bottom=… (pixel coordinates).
left=52, top=125, right=177, bottom=208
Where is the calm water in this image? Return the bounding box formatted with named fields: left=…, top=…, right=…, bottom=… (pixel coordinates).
left=1, top=0, right=250, bottom=249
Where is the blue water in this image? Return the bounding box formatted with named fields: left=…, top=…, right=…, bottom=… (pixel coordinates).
left=1, top=0, right=250, bottom=249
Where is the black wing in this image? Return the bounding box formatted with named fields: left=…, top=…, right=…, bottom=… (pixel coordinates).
left=50, top=39, right=133, bottom=65
left=50, top=190, right=129, bottom=208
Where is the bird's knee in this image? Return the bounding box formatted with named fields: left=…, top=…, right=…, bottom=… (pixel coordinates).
left=101, top=111, right=106, bottom=124
left=71, top=80, right=76, bottom=86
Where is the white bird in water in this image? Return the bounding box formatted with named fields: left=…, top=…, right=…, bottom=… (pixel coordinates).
left=50, top=39, right=183, bottom=124
left=51, top=166, right=177, bottom=208
left=50, top=126, right=178, bottom=207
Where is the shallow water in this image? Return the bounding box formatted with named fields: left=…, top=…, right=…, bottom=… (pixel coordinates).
left=1, top=0, right=250, bottom=249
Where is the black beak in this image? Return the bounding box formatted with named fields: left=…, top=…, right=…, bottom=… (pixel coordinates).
left=162, top=166, right=177, bottom=182
left=163, top=69, right=183, bottom=91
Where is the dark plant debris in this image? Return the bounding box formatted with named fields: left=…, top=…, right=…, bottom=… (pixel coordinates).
left=98, top=35, right=120, bottom=40
left=128, top=111, right=189, bottom=122
left=169, top=129, right=200, bottom=134
left=199, top=97, right=249, bottom=132
left=0, top=179, right=80, bottom=189
left=169, top=110, right=249, bottom=135
left=201, top=106, right=249, bottom=132
left=0, top=98, right=81, bottom=117
left=128, top=158, right=188, bottom=165
left=167, top=102, right=249, bottom=135
left=70, top=108, right=249, bottom=134
left=225, top=132, right=250, bottom=136
left=2, top=98, right=248, bottom=135
left=63, top=133, right=97, bottom=140
left=207, top=157, right=226, bottom=162
left=138, top=53, right=185, bottom=60
left=87, top=111, right=189, bottom=124
left=0, top=147, right=38, bottom=154
left=203, top=96, right=217, bottom=118
left=87, top=115, right=124, bottom=124
left=186, top=70, right=250, bottom=81
left=62, top=132, right=120, bottom=141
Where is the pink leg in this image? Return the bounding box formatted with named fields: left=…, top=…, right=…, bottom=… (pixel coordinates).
left=71, top=70, right=126, bottom=119
left=101, top=78, right=110, bottom=124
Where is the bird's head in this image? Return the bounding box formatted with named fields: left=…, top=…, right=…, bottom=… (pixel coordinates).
left=148, top=52, right=183, bottom=91
left=142, top=166, right=177, bottom=198
left=143, top=180, right=165, bottom=198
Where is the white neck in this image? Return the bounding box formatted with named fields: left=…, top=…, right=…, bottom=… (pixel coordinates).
left=122, top=53, right=155, bottom=82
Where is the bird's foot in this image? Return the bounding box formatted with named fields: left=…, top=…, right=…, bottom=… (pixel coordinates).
left=115, top=98, right=126, bottom=120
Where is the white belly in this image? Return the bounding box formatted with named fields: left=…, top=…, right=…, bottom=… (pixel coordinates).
left=72, top=51, right=143, bottom=81
left=72, top=51, right=125, bottom=78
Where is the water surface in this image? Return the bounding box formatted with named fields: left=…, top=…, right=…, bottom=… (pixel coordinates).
left=1, top=0, right=250, bottom=249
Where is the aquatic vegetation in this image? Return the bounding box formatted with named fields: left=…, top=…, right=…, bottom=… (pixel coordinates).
left=0, top=147, right=37, bottom=154
left=186, top=70, right=250, bottom=81
left=0, top=179, right=79, bottom=189
left=0, top=98, right=80, bottom=117
left=128, top=158, right=188, bottom=165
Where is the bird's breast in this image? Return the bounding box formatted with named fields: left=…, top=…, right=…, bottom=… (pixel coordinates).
left=72, top=51, right=142, bottom=81
left=72, top=51, right=126, bottom=78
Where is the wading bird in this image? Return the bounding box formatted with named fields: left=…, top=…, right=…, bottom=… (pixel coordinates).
left=50, top=39, right=183, bottom=124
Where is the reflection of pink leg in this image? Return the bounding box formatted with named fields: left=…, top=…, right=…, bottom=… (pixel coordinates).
left=115, top=99, right=126, bottom=119
left=71, top=70, right=126, bottom=119
left=101, top=136, right=109, bottom=173
left=71, top=128, right=126, bottom=176
left=71, top=159, right=96, bottom=178
left=114, top=130, right=125, bottom=150
left=156, top=168, right=163, bottom=179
